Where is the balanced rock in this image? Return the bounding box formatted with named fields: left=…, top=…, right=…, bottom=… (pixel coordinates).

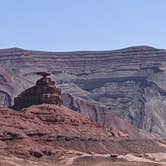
left=13, top=72, right=63, bottom=110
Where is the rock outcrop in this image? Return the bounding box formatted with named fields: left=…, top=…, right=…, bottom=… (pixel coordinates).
left=13, top=72, right=63, bottom=110
left=1, top=46, right=166, bottom=137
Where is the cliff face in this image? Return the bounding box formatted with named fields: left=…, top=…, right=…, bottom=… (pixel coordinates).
left=1, top=46, right=166, bottom=137
left=62, top=93, right=147, bottom=138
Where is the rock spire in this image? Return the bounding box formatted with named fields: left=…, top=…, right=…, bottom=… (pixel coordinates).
left=13, top=72, right=63, bottom=110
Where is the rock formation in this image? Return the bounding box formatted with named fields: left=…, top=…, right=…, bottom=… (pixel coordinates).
left=0, top=105, right=166, bottom=166
left=13, top=72, right=63, bottom=110
left=1, top=46, right=166, bottom=137
left=10, top=70, right=138, bottom=138
left=0, top=47, right=166, bottom=165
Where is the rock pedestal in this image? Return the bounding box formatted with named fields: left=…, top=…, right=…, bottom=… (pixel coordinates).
left=13, top=73, right=63, bottom=110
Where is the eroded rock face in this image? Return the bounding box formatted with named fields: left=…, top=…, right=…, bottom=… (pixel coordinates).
left=13, top=74, right=63, bottom=110
left=63, top=93, right=147, bottom=138
left=0, top=104, right=113, bottom=160
left=1, top=46, right=166, bottom=137
left=0, top=104, right=113, bottom=156
left=87, top=78, right=166, bottom=137
left=0, top=90, right=11, bottom=107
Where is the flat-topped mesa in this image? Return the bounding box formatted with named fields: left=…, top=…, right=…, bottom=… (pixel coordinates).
left=13, top=72, right=63, bottom=110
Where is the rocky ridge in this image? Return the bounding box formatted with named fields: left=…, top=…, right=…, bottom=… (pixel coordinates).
left=1, top=46, right=166, bottom=137
left=0, top=105, right=166, bottom=166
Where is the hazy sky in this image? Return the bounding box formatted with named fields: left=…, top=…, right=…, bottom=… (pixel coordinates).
left=0, top=0, right=166, bottom=51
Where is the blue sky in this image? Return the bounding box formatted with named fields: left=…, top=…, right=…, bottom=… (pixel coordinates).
left=0, top=0, right=166, bottom=51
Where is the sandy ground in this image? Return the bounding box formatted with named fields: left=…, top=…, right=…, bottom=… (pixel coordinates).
left=1, top=150, right=166, bottom=166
